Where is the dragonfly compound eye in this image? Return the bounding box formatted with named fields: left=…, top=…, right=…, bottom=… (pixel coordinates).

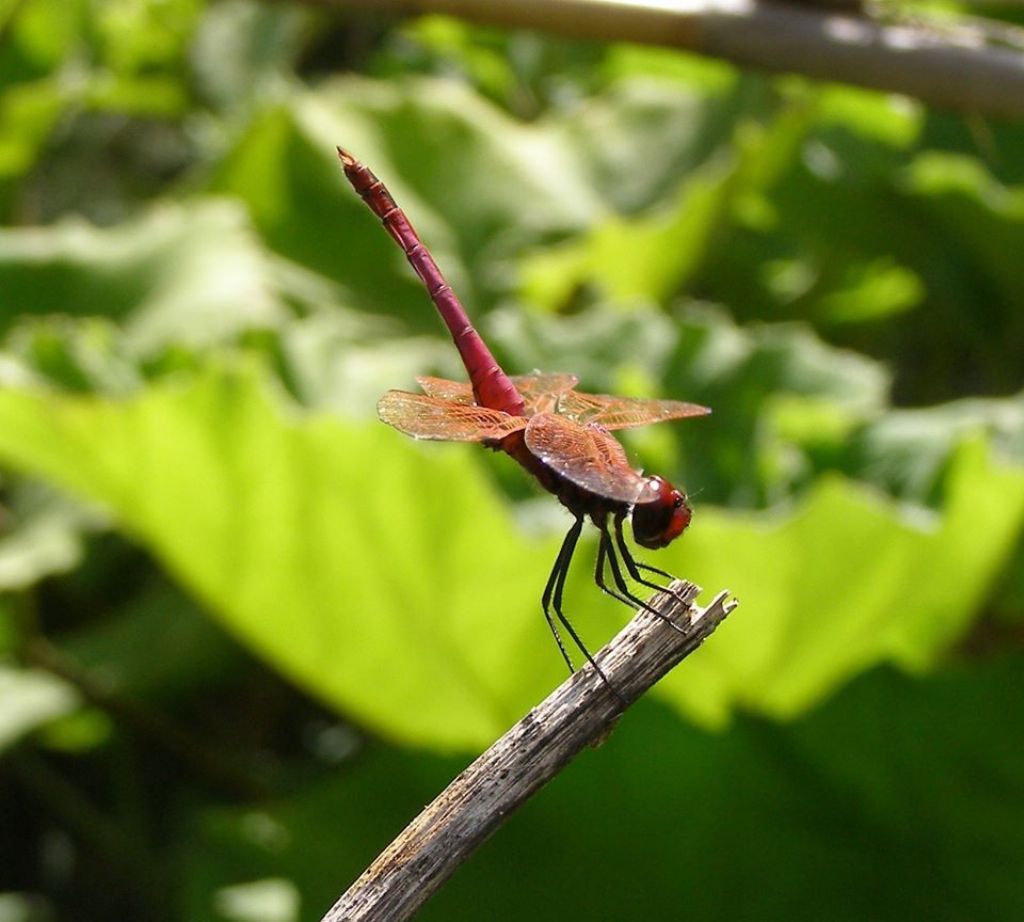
left=632, top=476, right=692, bottom=549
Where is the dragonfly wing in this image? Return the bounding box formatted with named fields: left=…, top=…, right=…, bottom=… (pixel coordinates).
left=378, top=391, right=527, bottom=442
left=416, top=376, right=474, bottom=403
left=555, top=391, right=711, bottom=430
left=510, top=372, right=578, bottom=396
left=417, top=372, right=579, bottom=416
left=524, top=413, right=657, bottom=504
left=512, top=372, right=578, bottom=416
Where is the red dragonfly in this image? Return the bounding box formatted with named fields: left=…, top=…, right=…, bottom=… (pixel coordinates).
left=339, top=148, right=710, bottom=680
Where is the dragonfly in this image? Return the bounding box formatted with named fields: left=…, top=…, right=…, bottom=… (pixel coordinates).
left=338, top=148, right=710, bottom=682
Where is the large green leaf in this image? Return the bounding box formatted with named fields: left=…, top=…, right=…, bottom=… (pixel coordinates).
left=0, top=365, right=555, bottom=748
left=0, top=366, right=1019, bottom=749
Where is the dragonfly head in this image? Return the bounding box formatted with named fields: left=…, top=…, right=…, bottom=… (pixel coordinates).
left=631, top=476, right=692, bottom=549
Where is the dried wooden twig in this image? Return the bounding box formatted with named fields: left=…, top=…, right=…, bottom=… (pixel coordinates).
left=320, top=581, right=738, bottom=922
left=317, top=0, right=1024, bottom=118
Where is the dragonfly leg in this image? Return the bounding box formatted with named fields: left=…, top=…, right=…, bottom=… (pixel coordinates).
left=615, top=514, right=692, bottom=608
left=541, top=517, right=581, bottom=673
left=594, top=526, right=642, bottom=611
left=543, top=517, right=622, bottom=699
left=597, top=522, right=687, bottom=637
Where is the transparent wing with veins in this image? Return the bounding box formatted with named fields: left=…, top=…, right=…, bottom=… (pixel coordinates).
left=524, top=413, right=659, bottom=504
left=385, top=373, right=709, bottom=503
left=416, top=373, right=709, bottom=428
left=377, top=390, right=527, bottom=442
left=416, top=372, right=577, bottom=415
left=554, top=391, right=710, bottom=430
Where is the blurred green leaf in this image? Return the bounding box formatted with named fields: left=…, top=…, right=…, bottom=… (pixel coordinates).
left=902, top=152, right=1024, bottom=319
left=0, top=200, right=286, bottom=355
left=666, top=437, right=1024, bottom=725
left=0, top=364, right=557, bottom=748
left=208, top=76, right=608, bottom=326
left=518, top=93, right=817, bottom=309
left=0, top=662, right=80, bottom=752
left=802, top=256, right=923, bottom=324
left=92, top=0, right=200, bottom=75
left=0, top=364, right=1017, bottom=748
left=391, top=16, right=519, bottom=108
left=811, top=83, right=922, bottom=148
left=0, top=79, right=64, bottom=179
left=192, top=0, right=310, bottom=113
left=0, top=891, right=52, bottom=922
left=602, top=45, right=738, bottom=94
left=62, top=578, right=249, bottom=702
left=661, top=305, right=890, bottom=505
left=0, top=491, right=88, bottom=590
left=519, top=152, right=738, bottom=308
left=212, top=878, right=300, bottom=922
left=83, top=74, right=187, bottom=117
left=845, top=391, right=1024, bottom=503
left=2, top=0, right=84, bottom=73
left=697, top=117, right=1024, bottom=400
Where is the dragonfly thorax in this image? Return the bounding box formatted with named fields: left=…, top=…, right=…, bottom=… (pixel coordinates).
left=631, top=475, right=692, bottom=550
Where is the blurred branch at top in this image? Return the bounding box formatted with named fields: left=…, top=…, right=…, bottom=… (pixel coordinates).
left=309, top=0, right=1024, bottom=118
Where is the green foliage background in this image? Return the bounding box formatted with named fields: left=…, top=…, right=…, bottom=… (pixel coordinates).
left=2, top=2, right=1023, bottom=919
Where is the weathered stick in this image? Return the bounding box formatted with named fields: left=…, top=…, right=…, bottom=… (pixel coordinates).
left=320, top=581, right=738, bottom=922
left=316, top=0, right=1024, bottom=118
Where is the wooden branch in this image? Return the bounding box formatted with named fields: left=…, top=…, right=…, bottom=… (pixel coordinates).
left=321, top=0, right=1024, bottom=118
left=319, top=581, right=738, bottom=922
